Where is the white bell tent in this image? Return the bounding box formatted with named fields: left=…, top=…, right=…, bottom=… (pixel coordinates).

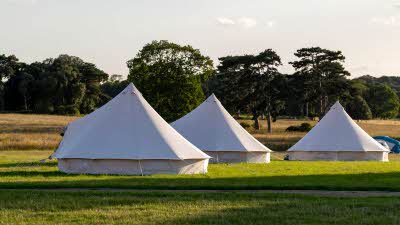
left=288, top=101, right=389, bottom=161
left=171, top=94, right=271, bottom=163
left=52, top=83, right=210, bottom=175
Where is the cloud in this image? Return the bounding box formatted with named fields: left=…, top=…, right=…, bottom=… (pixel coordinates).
left=237, top=17, right=257, bottom=28
left=216, top=17, right=236, bottom=26
left=216, top=17, right=276, bottom=29
left=370, top=16, right=400, bottom=26
left=216, top=17, right=258, bottom=28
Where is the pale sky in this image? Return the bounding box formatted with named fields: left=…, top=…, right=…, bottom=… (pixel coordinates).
left=1, top=0, right=399, bottom=78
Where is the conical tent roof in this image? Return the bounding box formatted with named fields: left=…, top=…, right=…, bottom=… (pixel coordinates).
left=52, top=83, right=210, bottom=160
left=288, top=101, right=389, bottom=152
left=171, top=94, right=271, bottom=152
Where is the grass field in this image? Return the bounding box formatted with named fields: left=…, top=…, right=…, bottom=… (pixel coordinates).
left=0, top=114, right=77, bottom=150
left=1, top=190, right=400, bottom=225
left=1, top=114, right=400, bottom=224
left=1, top=113, right=400, bottom=191
left=2, top=150, right=400, bottom=191
left=1, top=113, right=399, bottom=151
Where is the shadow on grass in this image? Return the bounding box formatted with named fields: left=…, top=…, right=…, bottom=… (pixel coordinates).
left=0, top=191, right=398, bottom=225
left=165, top=198, right=398, bottom=225
left=0, top=170, right=71, bottom=177
left=1, top=169, right=400, bottom=191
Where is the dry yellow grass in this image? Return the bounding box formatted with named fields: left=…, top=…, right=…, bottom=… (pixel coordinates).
left=0, top=114, right=78, bottom=150
left=0, top=114, right=399, bottom=151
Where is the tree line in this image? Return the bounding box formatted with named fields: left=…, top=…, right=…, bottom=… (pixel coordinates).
left=1, top=40, right=399, bottom=133
left=0, top=54, right=108, bottom=115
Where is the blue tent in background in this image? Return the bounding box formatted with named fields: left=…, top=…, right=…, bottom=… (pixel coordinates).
left=374, top=136, right=400, bottom=154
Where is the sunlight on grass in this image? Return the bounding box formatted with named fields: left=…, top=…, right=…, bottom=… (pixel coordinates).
left=1, top=150, right=400, bottom=191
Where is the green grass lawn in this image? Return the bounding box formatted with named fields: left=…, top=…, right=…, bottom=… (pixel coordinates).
left=0, top=190, right=400, bottom=225
left=2, top=151, right=400, bottom=225
left=2, top=115, right=400, bottom=224
left=2, top=150, right=400, bottom=191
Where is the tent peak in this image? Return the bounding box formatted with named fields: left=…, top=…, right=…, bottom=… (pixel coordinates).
left=206, top=93, right=219, bottom=103
left=120, top=83, right=141, bottom=96
left=331, top=101, right=344, bottom=111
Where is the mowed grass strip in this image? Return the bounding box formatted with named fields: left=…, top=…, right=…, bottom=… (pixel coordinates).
left=2, top=150, right=400, bottom=191
left=0, top=190, right=399, bottom=225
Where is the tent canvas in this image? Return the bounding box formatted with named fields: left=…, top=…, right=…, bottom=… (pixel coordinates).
left=171, top=94, right=271, bottom=163
left=288, top=101, right=389, bottom=161
left=52, top=83, right=210, bottom=175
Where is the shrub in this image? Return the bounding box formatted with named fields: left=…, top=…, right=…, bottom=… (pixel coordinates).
left=286, top=123, right=313, bottom=132
left=286, top=126, right=299, bottom=132
left=55, top=105, right=80, bottom=116
left=64, top=105, right=80, bottom=116
left=299, top=122, right=313, bottom=131
left=54, top=106, right=65, bottom=115
left=240, top=122, right=251, bottom=129
left=34, top=101, right=54, bottom=114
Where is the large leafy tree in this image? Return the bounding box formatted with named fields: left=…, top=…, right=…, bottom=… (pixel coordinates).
left=290, top=47, right=350, bottom=117
left=4, top=54, right=108, bottom=115
left=0, top=54, right=21, bottom=110
left=346, top=95, right=372, bottom=120
left=99, top=76, right=130, bottom=107
left=127, top=40, right=214, bottom=122
left=210, top=49, right=284, bottom=133
left=32, top=55, right=108, bottom=114
left=286, top=73, right=319, bottom=117
left=365, top=84, right=400, bottom=119
left=355, top=75, right=400, bottom=97
left=337, top=80, right=372, bottom=120
left=0, top=54, right=20, bottom=79
left=77, top=62, right=108, bottom=114
left=4, top=67, right=34, bottom=111
left=101, top=78, right=129, bottom=99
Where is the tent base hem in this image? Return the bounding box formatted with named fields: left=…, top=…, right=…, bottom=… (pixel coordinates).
left=288, top=151, right=388, bottom=161
left=57, top=158, right=209, bottom=175
left=204, top=151, right=270, bottom=163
